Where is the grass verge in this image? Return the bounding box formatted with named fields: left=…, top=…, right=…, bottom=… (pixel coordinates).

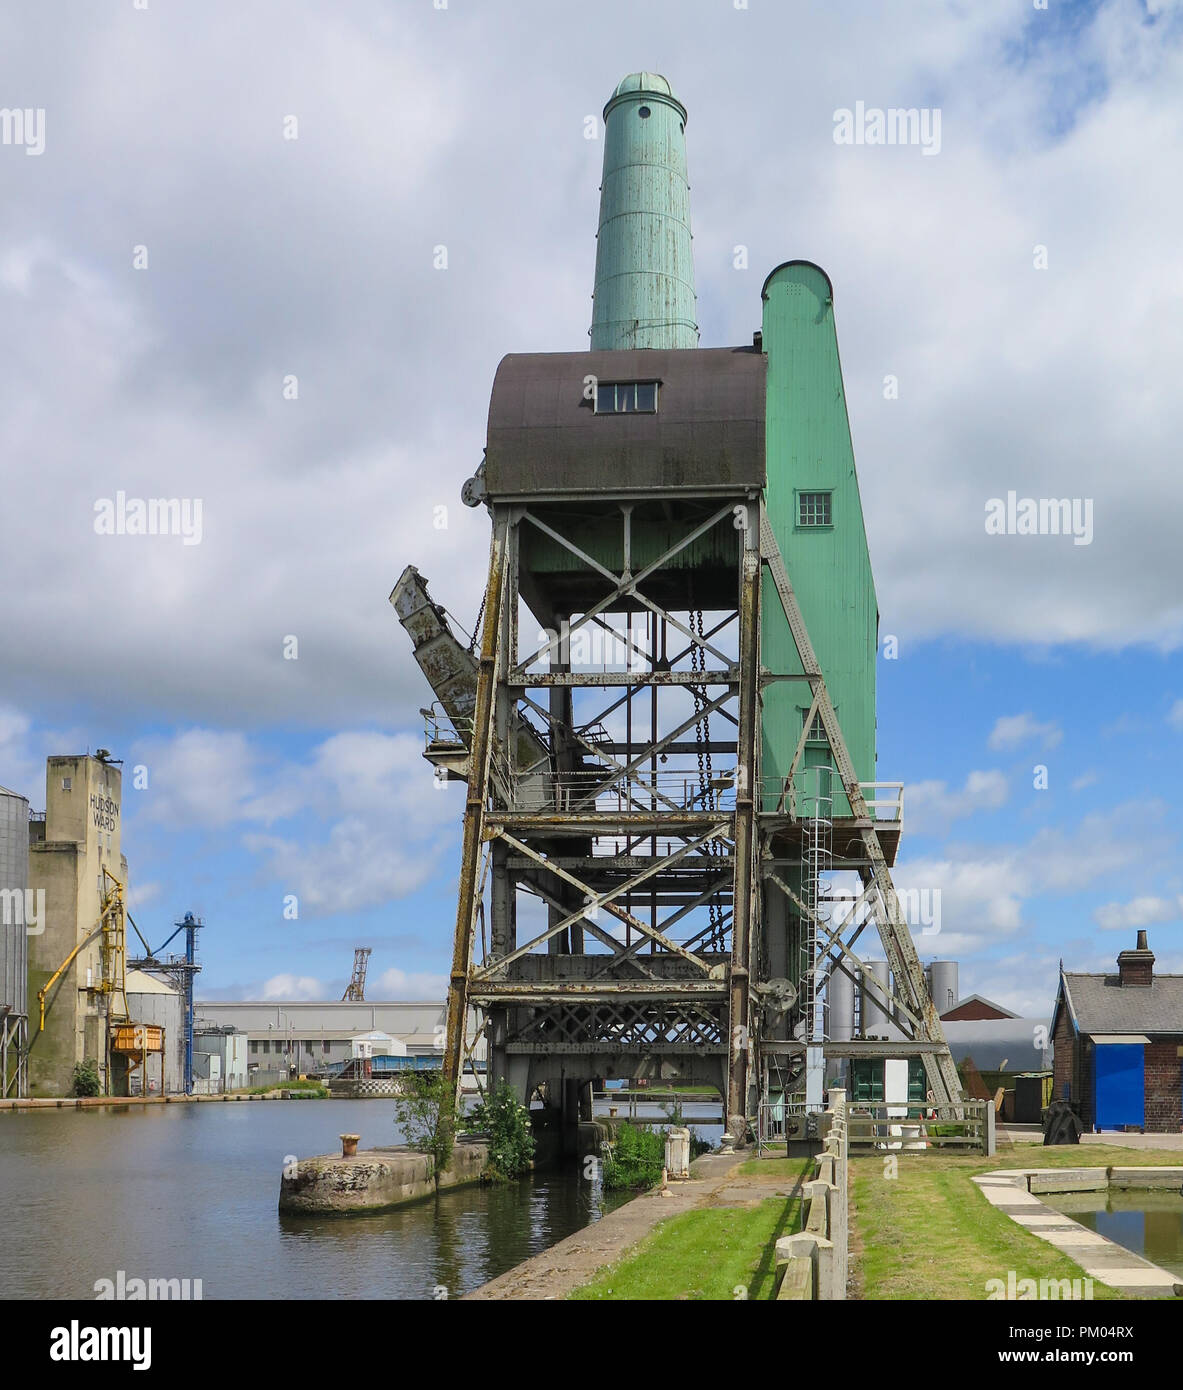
left=570, top=1200, right=801, bottom=1300
left=571, top=1154, right=812, bottom=1300
left=850, top=1143, right=1181, bottom=1299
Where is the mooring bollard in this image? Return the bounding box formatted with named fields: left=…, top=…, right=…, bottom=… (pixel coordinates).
left=664, top=1125, right=691, bottom=1179
left=340, top=1133, right=360, bottom=1158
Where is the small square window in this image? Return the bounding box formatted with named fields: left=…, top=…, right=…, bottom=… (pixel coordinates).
left=61, top=777, right=71, bottom=791
left=804, top=710, right=827, bottom=743
left=798, top=491, right=832, bottom=527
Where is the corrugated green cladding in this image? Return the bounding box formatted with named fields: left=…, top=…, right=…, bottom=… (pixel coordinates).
left=760, top=262, right=878, bottom=814
left=590, top=74, right=698, bottom=350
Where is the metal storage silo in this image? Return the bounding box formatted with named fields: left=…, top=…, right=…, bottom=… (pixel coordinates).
left=827, top=965, right=855, bottom=1043
left=0, top=785, right=30, bottom=1097
left=125, top=969, right=183, bottom=1094
left=860, top=960, right=891, bottom=1036
left=929, top=960, right=959, bottom=1017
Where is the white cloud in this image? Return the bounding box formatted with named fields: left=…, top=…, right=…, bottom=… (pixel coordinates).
left=987, top=714, right=1063, bottom=752
left=890, top=799, right=1173, bottom=957
left=127, top=881, right=161, bottom=911
left=1071, top=771, right=1098, bottom=791
left=373, top=967, right=449, bottom=1001
left=905, top=770, right=1009, bottom=834
left=0, top=2, right=1182, bottom=741
left=262, top=974, right=324, bottom=1001
left=1168, top=699, right=1183, bottom=729
left=132, top=729, right=257, bottom=829
left=246, top=815, right=451, bottom=916
left=1093, top=894, right=1183, bottom=931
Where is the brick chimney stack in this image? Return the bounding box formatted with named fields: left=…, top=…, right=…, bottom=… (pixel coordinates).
left=1117, top=930, right=1155, bottom=988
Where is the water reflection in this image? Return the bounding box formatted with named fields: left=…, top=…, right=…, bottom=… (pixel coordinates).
left=1047, top=1190, right=1183, bottom=1279
left=0, top=1102, right=621, bottom=1300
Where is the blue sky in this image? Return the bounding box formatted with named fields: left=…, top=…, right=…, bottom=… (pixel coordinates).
left=2, top=0, right=1181, bottom=1014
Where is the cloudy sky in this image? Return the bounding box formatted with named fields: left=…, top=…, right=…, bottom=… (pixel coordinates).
left=1, top=0, right=1180, bottom=1012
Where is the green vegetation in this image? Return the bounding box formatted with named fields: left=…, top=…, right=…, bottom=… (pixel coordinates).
left=602, top=1123, right=666, bottom=1190
left=848, top=1144, right=1177, bottom=1300
left=572, top=1191, right=806, bottom=1300
left=394, top=1071, right=456, bottom=1183
left=70, top=1061, right=101, bottom=1097
left=245, top=1078, right=326, bottom=1096
left=463, top=1080, right=535, bottom=1181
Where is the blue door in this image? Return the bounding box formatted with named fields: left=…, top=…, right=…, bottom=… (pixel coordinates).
left=1095, top=1044, right=1144, bottom=1129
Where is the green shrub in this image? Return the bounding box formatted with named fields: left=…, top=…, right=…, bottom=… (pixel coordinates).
left=70, top=1060, right=101, bottom=1097
left=602, top=1122, right=666, bottom=1190
left=462, top=1080, right=536, bottom=1181
left=394, top=1071, right=456, bottom=1183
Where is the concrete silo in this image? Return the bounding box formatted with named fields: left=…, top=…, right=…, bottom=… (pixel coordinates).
left=860, top=960, right=891, bottom=1036
left=0, top=785, right=30, bottom=1096
left=928, top=960, right=959, bottom=1018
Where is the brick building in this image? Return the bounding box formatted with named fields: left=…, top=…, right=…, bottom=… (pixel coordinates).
left=1050, top=931, right=1183, bottom=1133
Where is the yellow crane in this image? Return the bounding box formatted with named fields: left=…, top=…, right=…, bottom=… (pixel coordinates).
left=37, top=866, right=128, bottom=1032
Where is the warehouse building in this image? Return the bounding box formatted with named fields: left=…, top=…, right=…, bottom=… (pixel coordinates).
left=195, top=1000, right=486, bottom=1078
left=1051, top=931, right=1183, bottom=1133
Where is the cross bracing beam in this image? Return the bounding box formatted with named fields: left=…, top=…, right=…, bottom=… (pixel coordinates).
left=475, top=827, right=728, bottom=977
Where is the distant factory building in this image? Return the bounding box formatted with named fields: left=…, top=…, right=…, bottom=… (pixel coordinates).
left=191, top=1027, right=250, bottom=1093
left=1052, top=931, right=1183, bottom=1133
left=196, top=1000, right=485, bottom=1076
left=244, top=1028, right=405, bottom=1076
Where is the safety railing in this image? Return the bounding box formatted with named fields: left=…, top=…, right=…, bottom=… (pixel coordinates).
left=504, top=766, right=740, bottom=814
left=845, top=1099, right=993, bottom=1153
left=760, top=773, right=904, bottom=825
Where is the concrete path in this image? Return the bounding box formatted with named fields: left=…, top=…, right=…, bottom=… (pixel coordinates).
left=463, top=1151, right=802, bottom=1300
left=999, top=1123, right=1183, bottom=1150
left=973, top=1168, right=1183, bottom=1297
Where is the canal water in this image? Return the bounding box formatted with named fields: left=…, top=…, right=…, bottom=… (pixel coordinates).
left=1046, top=1191, right=1183, bottom=1279
left=0, top=1102, right=622, bottom=1301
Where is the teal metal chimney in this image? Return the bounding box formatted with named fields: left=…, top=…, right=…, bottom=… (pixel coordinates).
left=590, top=73, right=698, bottom=350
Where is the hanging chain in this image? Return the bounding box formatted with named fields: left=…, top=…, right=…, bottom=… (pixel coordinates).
left=467, top=587, right=488, bottom=656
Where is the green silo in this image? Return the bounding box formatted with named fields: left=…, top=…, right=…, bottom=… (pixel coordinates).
left=590, top=73, right=698, bottom=350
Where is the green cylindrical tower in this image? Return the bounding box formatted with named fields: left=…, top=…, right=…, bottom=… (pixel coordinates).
left=590, top=73, right=698, bottom=350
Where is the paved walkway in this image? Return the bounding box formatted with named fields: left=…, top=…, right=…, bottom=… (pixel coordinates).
left=974, top=1167, right=1183, bottom=1297
left=463, top=1151, right=804, bottom=1300
left=1000, top=1123, right=1183, bottom=1150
